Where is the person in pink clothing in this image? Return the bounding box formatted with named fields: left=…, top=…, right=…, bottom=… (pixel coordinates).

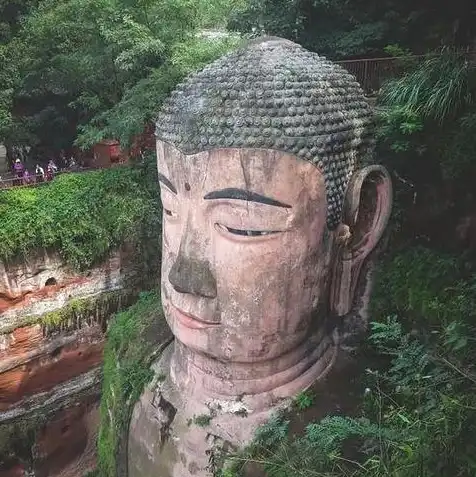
left=22, top=169, right=32, bottom=185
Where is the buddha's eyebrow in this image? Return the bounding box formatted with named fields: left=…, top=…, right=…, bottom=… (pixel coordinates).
left=157, top=173, right=177, bottom=194
left=203, top=188, right=291, bottom=208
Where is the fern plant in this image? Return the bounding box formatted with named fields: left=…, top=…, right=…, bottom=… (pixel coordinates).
left=294, top=390, right=315, bottom=411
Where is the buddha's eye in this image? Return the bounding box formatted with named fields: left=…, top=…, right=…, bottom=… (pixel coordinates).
left=216, top=223, right=280, bottom=237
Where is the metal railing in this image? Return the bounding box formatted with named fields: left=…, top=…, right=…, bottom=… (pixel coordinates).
left=336, top=56, right=409, bottom=95
left=0, top=167, right=100, bottom=191
left=336, top=51, right=476, bottom=95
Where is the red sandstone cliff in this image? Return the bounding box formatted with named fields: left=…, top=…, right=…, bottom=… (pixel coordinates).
left=0, top=249, right=137, bottom=476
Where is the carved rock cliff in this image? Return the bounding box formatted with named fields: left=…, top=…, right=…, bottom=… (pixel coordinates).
left=0, top=249, right=138, bottom=476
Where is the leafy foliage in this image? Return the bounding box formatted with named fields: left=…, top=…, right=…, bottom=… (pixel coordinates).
left=96, top=291, right=171, bottom=477
left=0, top=0, right=40, bottom=140
left=3, top=0, right=475, bottom=153
left=370, top=247, right=473, bottom=326
left=229, top=0, right=476, bottom=59
left=0, top=416, right=46, bottom=469
left=439, top=109, right=476, bottom=182
left=378, top=52, right=476, bottom=180
left=375, top=51, right=476, bottom=252
left=76, top=33, right=243, bottom=148
left=293, top=390, right=315, bottom=411
left=380, top=53, right=473, bottom=126
left=0, top=0, right=243, bottom=150
left=0, top=162, right=161, bottom=270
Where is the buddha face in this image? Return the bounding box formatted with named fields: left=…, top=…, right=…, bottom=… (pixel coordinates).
left=158, top=141, right=336, bottom=362
left=157, top=141, right=332, bottom=362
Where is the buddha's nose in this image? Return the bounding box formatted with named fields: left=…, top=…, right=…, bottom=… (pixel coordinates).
left=168, top=220, right=217, bottom=299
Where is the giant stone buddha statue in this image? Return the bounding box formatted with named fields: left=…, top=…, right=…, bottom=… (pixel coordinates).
left=128, top=37, right=392, bottom=477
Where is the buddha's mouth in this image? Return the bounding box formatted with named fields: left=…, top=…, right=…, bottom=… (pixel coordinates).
left=171, top=304, right=220, bottom=329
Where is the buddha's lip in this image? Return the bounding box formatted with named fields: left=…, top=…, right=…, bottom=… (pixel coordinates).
left=171, top=304, right=220, bottom=329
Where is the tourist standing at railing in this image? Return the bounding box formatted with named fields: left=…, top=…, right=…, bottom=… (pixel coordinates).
left=46, top=165, right=53, bottom=181
left=46, top=159, right=58, bottom=181
left=22, top=169, right=32, bottom=185
left=13, top=158, right=24, bottom=185
left=46, top=160, right=55, bottom=180
left=13, top=158, right=24, bottom=177
left=35, top=164, right=45, bottom=182
left=68, top=156, right=77, bottom=169
left=48, top=159, right=58, bottom=172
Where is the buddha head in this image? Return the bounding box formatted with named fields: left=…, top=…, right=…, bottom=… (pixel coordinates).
left=155, top=38, right=392, bottom=373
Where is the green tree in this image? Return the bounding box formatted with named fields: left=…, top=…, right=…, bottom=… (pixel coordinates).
left=229, top=0, right=476, bottom=59
left=0, top=0, right=243, bottom=152
left=0, top=0, right=42, bottom=43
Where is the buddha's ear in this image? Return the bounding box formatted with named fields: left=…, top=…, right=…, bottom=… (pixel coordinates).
left=330, top=165, right=393, bottom=316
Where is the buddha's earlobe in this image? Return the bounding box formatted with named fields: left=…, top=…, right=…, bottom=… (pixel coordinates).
left=330, top=165, right=393, bottom=316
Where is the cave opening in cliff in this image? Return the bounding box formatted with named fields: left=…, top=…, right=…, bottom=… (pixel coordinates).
left=45, top=277, right=58, bottom=287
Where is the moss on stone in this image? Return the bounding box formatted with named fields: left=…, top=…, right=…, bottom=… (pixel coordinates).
left=0, top=289, right=141, bottom=335
left=40, top=289, right=139, bottom=335
left=193, top=414, right=213, bottom=427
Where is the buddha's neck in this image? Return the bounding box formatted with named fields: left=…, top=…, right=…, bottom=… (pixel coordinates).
left=169, top=329, right=338, bottom=410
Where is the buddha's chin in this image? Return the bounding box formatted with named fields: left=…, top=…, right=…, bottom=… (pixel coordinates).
left=169, top=326, right=317, bottom=367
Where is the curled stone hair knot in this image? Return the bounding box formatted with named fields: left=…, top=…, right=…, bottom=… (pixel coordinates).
left=155, top=37, right=374, bottom=229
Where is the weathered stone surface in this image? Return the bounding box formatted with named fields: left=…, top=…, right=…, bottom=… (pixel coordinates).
left=34, top=397, right=99, bottom=477
left=155, top=37, right=374, bottom=230
left=0, top=249, right=123, bottom=333
left=0, top=249, right=126, bottom=411
left=129, top=343, right=336, bottom=477
left=0, top=323, right=46, bottom=360
left=0, top=375, right=101, bottom=477
left=0, top=324, right=104, bottom=410
left=1, top=464, right=25, bottom=477
left=0, top=367, right=101, bottom=424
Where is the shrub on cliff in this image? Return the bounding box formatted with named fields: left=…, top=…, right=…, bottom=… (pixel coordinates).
left=0, top=161, right=161, bottom=270
left=376, top=52, right=476, bottom=249
left=96, top=291, right=171, bottom=477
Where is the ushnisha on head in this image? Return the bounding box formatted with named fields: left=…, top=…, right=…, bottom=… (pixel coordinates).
left=155, top=37, right=392, bottom=380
